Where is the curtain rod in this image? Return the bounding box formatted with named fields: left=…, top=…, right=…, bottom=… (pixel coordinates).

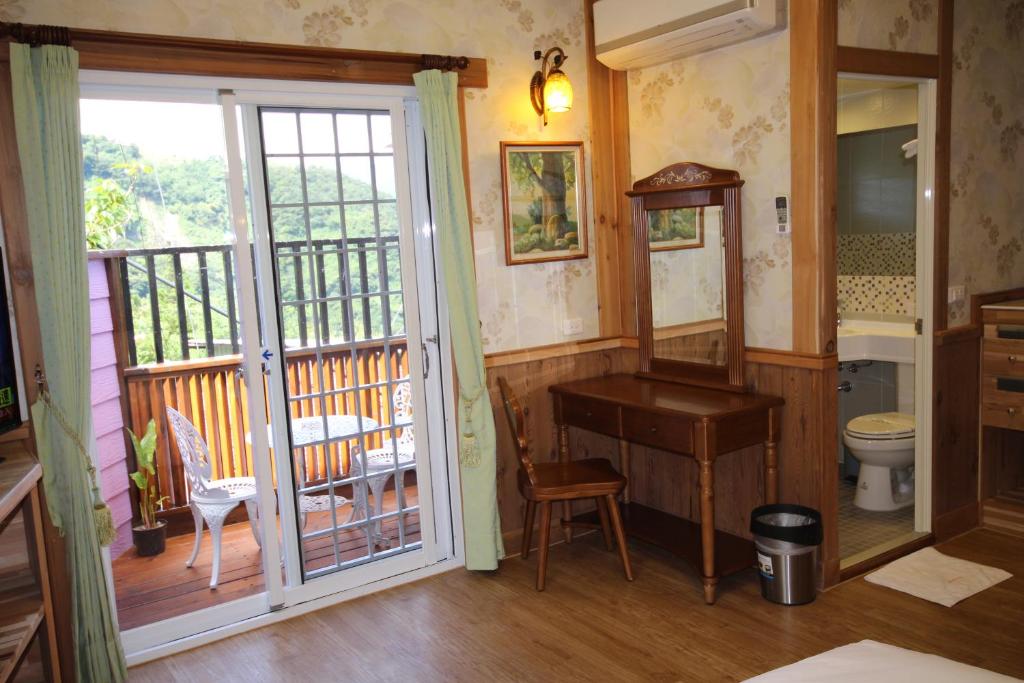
left=0, top=21, right=471, bottom=71
left=0, top=22, right=71, bottom=47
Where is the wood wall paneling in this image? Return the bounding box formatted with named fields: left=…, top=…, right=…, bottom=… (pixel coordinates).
left=585, top=0, right=635, bottom=339
left=933, top=0, right=954, bottom=332
left=836, top=47, right=940, bottom=78
left=790, top=0, right=838, bottom=356
left=932, top=328, right=981, bottom=540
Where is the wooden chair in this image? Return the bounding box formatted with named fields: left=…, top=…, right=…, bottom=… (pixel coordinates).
left=497, top=377, right=633, bottom=590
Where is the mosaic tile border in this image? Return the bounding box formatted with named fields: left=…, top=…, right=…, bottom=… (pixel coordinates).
left=838, top=275, right=916, bottom=316
left=838, top=233, right=916, bottom=276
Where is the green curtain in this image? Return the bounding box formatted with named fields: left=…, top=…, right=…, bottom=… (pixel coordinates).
left=414, top=70, right=504, bottom=570
left=10, top=43, right=127, bottom=682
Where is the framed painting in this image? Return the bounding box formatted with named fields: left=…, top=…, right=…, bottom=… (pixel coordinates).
left=647, top=206, right=704, bottom=252
left=500, top=141, right=588, bottom=265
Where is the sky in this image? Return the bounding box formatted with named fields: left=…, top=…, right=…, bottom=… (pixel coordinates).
left=80, top=99, right=228, bottom=161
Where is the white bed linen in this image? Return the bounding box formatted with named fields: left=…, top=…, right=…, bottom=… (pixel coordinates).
left=744, top=640, right=1021, bottom=682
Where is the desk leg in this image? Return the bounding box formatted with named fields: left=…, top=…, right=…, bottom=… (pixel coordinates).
left=765, top=406, right=780, bottom=504
left=557, top=424, right=573, bottom=544
left=619, top=439, right=631, bottom=504
left=696, top=421, right=717, bottom=605
left=764, top=439, right=779, bottom=505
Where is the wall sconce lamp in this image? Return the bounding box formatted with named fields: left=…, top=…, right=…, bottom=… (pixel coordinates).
left=530, top=47, right=573, bottom=125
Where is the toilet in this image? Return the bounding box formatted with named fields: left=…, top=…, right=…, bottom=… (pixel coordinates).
left=843, top=412, right=915, bottom=511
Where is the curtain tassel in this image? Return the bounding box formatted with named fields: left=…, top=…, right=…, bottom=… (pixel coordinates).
left=91, top=484, right=117, bottom=547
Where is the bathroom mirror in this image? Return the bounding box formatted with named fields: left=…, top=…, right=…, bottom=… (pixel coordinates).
left=630, top=162, right=745, bottom=391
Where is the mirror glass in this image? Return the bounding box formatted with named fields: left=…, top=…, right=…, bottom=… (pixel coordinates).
left=649, top=205, right=727, bottom=366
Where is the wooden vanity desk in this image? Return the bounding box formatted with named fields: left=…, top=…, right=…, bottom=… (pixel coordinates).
left=552, top=162, right=785, bottom=604
left=550, top=374, right=782, bottom=604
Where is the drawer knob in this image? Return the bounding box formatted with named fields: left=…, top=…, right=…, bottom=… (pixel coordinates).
left=650, top=426, right=658, bottom=433
left=1009, top=407, right=1018, bottom=417
left=1009, top=355, right=1018, bottom=364
left=585, top=411, right=593, bottom=418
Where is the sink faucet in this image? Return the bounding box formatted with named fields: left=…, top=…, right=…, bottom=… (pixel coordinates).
left=836, top=298, right=845, bottom=328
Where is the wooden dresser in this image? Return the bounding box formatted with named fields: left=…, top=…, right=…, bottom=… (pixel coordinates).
left=0, top=448, right=60, bottom=682
left=979, top=297, right=1024, bottom=534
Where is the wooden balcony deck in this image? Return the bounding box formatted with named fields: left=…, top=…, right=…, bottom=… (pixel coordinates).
left=112, top=487, right=420, bottom=630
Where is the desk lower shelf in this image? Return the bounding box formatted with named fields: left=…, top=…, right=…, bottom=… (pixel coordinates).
left=0, top=579, right=44, bottom=683
left=574, top=502, right=755, bottom=578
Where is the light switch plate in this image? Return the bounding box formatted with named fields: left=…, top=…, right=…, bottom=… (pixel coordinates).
left=562, top=318, right=584, bottom=336
left=948, top=285, right=965, bottom=303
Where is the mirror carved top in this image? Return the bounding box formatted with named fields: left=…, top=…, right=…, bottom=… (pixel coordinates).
left=629, top=162, right=743, bottom=196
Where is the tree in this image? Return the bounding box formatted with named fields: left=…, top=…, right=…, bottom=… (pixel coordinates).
left=508, top=151, right=576, bottom=239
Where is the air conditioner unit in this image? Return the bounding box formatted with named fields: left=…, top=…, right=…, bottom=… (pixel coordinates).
left=593, top=0, right=787, bottom=71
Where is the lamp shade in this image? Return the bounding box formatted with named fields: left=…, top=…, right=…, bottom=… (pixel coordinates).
left=543, top=69, right=573, bottom=113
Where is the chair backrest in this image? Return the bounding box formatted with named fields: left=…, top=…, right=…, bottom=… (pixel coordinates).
left=390, top=379, right=415, bottom=447
left=165, top=407, right=213, bottom=496
left=497, top=377, right=536, bottom=485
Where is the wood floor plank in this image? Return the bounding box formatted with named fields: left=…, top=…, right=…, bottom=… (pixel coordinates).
left=129, top=529, right=1024, bottom=682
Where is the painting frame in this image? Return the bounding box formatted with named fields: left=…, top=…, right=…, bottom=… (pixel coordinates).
left=500, top=141, right=588, bottom=266
left=648, top=206, right=705, bottom=252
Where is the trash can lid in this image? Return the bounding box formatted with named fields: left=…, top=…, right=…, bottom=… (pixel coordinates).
left=750, top=503, right=823, bottom=546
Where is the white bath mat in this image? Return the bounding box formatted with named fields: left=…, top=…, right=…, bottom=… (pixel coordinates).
left=865, top=547, right=1012, bottom=607
left=744, top=640, right=1021, bottom=682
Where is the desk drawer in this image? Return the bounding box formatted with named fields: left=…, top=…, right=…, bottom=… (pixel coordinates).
left=559, top=397, right=620, bottom=437
left=982, top=403, right=1024, bottom=430
left=621, top=407, right=693, bottom=453
left=983, top=339, right=1024, bottom=379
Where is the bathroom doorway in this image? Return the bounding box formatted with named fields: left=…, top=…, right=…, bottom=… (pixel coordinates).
left=835, top=74, right=936, bottom=569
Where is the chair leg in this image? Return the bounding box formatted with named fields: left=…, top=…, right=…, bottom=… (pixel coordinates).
left=186, top=503, right=203, bottom=569
left=536, top=502, right=552, bottom=591
left=204, top=505, right=234, bottom=590
left=596, top=496, right=613, bottom=551
left=605, top=495, right=633, bottom=582
left=370, top=474, right=390, bottom=548
left=521, top=500, right=536, bottom=559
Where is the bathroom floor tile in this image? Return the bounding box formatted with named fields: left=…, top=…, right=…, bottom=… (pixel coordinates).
left=839, top=479, right=915, bottom=559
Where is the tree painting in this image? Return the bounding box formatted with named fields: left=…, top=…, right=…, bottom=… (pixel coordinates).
left=502, top=143, right=587, bottom=265
left=647, top=207, right=704, bottom=251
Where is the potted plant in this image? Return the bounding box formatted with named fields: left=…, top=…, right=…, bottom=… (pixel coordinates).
left=128, top=419, right=168, bottom=556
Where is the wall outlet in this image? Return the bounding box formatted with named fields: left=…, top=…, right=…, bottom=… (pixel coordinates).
left=562, top=318, right=584, bottom=336
left=948, top=285, right=965, bottom=303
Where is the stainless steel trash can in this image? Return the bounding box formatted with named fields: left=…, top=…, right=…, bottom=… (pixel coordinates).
left=750, top=504, right=823, bottom=606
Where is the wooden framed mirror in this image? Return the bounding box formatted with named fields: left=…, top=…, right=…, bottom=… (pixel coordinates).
left=629, top=162, right=746, bottom=392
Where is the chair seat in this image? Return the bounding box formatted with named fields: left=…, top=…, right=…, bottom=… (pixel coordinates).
left=354, top=445, right=416, bottom=474
left=190, top=476, right=258, bottom=505
left=519, top=458, right=626, bottom=500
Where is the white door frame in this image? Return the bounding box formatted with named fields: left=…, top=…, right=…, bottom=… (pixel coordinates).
left=79, top=71, right=465, bottom=659
left=836, top=72, right=937, bottom=534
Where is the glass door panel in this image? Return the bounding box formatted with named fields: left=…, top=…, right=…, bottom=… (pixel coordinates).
left=254, top=106, right=430, bottom=581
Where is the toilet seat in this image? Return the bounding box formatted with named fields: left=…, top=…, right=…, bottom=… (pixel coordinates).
left=845, top=412, right=915, bottom=440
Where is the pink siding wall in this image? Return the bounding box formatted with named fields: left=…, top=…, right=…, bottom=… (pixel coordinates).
left=89, top=260, right=133, bottom=558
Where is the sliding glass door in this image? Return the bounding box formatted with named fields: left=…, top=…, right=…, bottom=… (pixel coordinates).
left=244, top=99, right=444, bottom=591
left=80, top=73, right=455, bottom=653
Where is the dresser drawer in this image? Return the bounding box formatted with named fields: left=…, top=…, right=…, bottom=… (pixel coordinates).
left=983, top=338, right=1024, bottom=379
left=621, top=407, right=693, bottom=453
left=981, top=374, right=1024, bottom=431
left=559, top=397, right=620, bottom=437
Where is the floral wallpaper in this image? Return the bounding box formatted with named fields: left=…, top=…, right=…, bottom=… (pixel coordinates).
left=627, top=32, right=793, bottom=350
left=838, top=0, right=939, bottom=54
left=650, top=213, right=723, bottom=328
left=948, top=0, right=1024, bottom=326
left=17, top=0, right=597, bottom=353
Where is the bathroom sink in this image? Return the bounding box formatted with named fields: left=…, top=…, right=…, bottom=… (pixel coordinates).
left=837, top=320, right=916, bottom=363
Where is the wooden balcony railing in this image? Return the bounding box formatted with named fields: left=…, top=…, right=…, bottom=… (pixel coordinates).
left=90, top=243, right=408, bottom=530
left=95, top=236, right=400, bottom=366
left=123, top=340, right=409, bottom=519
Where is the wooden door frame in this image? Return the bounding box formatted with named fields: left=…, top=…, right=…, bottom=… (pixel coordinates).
left=790, top=0, right=954, bottom=586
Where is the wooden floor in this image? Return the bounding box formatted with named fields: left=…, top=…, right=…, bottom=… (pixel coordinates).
left=131, top=528, right=1024, bottom=682
left=113, top=488, right=419, bottom=630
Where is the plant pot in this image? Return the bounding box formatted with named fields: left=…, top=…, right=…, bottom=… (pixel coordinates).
left=132, top=520, right=167, bottom=557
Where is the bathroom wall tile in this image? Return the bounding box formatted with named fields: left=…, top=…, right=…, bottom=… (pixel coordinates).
left=838, top=233, right=916, bottom=276
left=838, top=275, right=916, bottom=316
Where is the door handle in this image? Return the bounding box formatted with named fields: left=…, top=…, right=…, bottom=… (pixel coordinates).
left=422, top=343, right=430, bottom=379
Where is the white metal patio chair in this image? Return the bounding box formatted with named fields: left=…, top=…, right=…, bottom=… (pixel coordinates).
left=348, top=380, right=417, bottom=547
left=166, top=407, right=261, bottom=589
